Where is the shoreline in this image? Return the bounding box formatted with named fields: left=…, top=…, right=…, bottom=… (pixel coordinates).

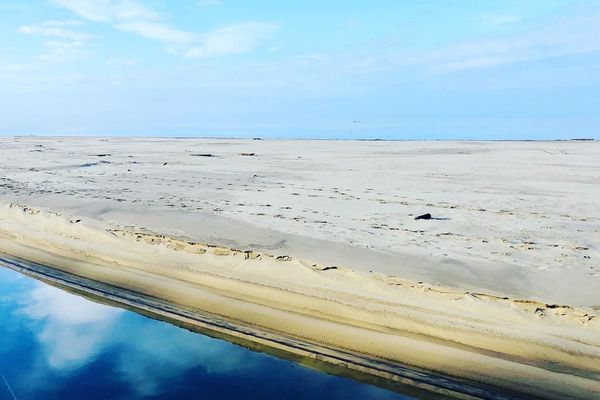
left=0, top=202, right=599, bottom=399
left=0, top=255, right=512, bottom=400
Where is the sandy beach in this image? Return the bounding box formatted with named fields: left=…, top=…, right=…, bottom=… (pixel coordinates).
left=1, top=137, right=599, bottom=398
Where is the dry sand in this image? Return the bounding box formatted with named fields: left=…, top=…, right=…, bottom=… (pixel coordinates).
left=0, top=137, right=599, bottom=398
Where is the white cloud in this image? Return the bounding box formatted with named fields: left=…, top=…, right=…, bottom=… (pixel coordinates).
left=50, top=0, right=160, bottom=23
left=265, top=2, right=600, bottom=79
left=185, top=22, right=276, bottom=58
left=477, top=14, right=523, bottom=27
left=19, top=19, right=93, bottom=63
left=50, top=0, right=274, bottom=58
left=19, top=20, right=92, bottom=41
left=403, top=9, right=600, bottom=73
left=116, top=21, right=196, bottom=44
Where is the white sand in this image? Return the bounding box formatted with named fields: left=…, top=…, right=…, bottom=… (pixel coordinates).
left=1, top=137, right=598, bottom=304
left=0, top=137, right=599, bottom=398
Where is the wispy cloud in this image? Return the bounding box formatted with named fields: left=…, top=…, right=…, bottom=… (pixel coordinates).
left=19, top=20, right=92, bottom=41
left=477, top=14, right=523, bottom=27
left=185, top=22, right=276, bottom=58
left=41, top=39, right=89, bottom=62
left=115, top=21, right=196, bottom=44
left=50, top=0, right=160, bottom=23
left=401, top=6, right=600, bottom=73
left=19, top=19, right=92, bottom=63
left=50, top=0, right=274, bottom=58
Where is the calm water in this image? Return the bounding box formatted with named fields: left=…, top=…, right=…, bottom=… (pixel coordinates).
left=0, top=267, right=413, bottom=400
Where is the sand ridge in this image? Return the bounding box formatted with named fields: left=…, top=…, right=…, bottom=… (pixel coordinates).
left=0, top=201, right=599, bottom=399
left=109, top=226, right=595, bottom=326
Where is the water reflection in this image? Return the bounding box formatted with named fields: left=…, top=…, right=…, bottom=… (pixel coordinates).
left=0, top=267, right=409, bottom=399
left=22, top=284, right=122, bottom=369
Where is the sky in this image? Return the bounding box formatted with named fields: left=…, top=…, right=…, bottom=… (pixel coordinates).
left=0, top=0, right=599, bottom=139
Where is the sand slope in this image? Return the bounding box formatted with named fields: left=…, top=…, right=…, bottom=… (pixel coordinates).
left=0, top=202, right=599, bottom=399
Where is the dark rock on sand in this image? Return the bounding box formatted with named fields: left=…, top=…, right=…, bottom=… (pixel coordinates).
left=415, top=213, right=432, bottom=220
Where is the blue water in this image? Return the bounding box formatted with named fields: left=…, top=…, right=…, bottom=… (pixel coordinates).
left=0, top=267, right=413, bottom=400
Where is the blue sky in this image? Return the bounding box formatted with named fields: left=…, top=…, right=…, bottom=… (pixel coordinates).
left=1, top=0, right=599, bottom=139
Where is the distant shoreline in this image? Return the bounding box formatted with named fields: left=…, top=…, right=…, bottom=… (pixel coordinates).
left=3, top=135, right=596, bottom=141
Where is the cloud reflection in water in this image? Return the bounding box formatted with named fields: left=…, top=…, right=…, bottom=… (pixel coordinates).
left=0, top=267, right=404, bottom=399
left=19, top=281, right=261, bottom=396
left=22, top=283, right=123, bottom=369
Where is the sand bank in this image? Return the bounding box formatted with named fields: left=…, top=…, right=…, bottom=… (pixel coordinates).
left=1, top=138, right=599, bottom=397
left=1, top=138, right=599, bottom=305
left=0, top=202, right=598, bottom=399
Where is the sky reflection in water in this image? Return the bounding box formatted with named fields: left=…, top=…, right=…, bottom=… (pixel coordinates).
left=0, top=267, right=409, bottom=400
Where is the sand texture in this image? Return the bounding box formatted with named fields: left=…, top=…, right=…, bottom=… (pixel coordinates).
left=1, top=138, right=599, bottom=398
